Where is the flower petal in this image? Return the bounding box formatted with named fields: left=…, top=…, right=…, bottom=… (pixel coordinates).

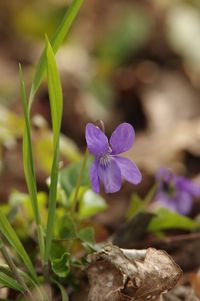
left=114, top=156, right=142, bottom=184
left=156, top=192, right=179, bottom=212
left=110, top=123, right=135, bottom=155
left=176, top=191, right=193, bottom=215
left=98, top=159, right=122, bottom=193
left=177, top=177, right=200, bottom=197
left=156, top=168, right=174, bottom=183
left=90, top=160, right=100, bottom=193
left=85, top=123, right=109, bottom=157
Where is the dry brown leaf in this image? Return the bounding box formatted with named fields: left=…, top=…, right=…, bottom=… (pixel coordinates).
left=128, top=119, right=200, bottom=174
left=86, top=245, right=182, bottom=301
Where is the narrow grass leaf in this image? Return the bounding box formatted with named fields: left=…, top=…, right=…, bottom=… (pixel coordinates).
left=0, top=210, right=37, bottom=282
left=44, top=38, right=63, bottom=263
left=52, top=280, right=69, bottom=301
left=0, top=264, right=38, bottom=291
left=19, top=66, right=44, bottom=261
left=0, top=271, right=24, bottom=292
left=29, top=0, right=84, bottom=106
left=19, top=66, right=40, bottom=225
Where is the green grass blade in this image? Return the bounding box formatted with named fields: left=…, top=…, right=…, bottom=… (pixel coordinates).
left=44, top=39, right=63, bottom=263
left=0, top=271, right=24, bottom=292
left=0, top=210, right=37, bottom=282
left=19, top=66, right=44, bottom=262
left=0, top=264, right=38, bottom=291
left=52, top=279, right=69, bottom=301
left=20, top=66, right=40, bottom=224
left=29, top=0, right=84, bottom=106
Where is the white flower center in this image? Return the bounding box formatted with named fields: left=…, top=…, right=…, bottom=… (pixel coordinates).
left=100, top=154, right=111, bottom=167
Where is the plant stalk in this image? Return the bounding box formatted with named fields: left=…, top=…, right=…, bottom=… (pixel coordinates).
left=71, top=148, right=89, bottom=213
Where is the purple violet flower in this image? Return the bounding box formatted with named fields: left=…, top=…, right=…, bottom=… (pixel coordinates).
left=85, top=122, right=142, bottom=193
left=155, top=168, right=200, bottom=215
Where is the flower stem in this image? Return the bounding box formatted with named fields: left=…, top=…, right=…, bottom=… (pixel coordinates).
left=37, top=224, right=45, bottom=265
left=43, top=262, right=52, bottom=301
left=71, top=148, right=89, bottom=212
left=0, top=233, right=34, bottom=300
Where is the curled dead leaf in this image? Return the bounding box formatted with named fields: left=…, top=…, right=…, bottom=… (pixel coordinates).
left=86, top=245, right=182, bottom=301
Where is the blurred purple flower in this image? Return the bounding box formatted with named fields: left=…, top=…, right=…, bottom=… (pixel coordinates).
left=85, top=122, right=142, bottom=193
left=155, top=168, right=200, bottom=215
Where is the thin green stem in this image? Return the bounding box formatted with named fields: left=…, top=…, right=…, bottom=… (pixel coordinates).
left=0, top=234, right=34, bottom=300
left=71, top=148, right=89, bottom=213
left=143, top=184, right=158, bottom=207
left=43, top=263, right=52, bottom=301
left=37, top=225, right=45, bottom=264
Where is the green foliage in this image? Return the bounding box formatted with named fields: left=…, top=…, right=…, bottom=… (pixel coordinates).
left=29, top=0, right=84, bottom=105
left=57, top=215, right=77, bottom=240
left=51, top=252, right=70, bottom=278
left=126, top=185, right=157, bottom=220
left=126, top=194, right=143, bottom=221
left=34, top=131, right=81, bottom=174
left=0, top=0, right=97, bottom=298
left=0, top=272, right=24, bottom=292
left=44, top=38, right=63, bottom=264
left=60, top=159, right=91, bottom=198
left=52, top=280, right=69, bottom=301
left=59, top=160, right=108, bottom=218
left=148, top=208, right=200, bottom=232
left=0, top=210, right=37, bottom=282
left=20, top=66, right=45, bottom=261
left=78, top=227, right=95, bottom=244
left=19, top=67, right=42, bottom=227
left=7, top=191, right=47, bottom=239
left=79, top=189, right=108, bottom=219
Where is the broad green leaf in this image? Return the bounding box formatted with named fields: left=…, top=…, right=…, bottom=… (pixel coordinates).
left=0, top=210, right=37, bottom=282
left=44, top=39, right=63, bottom=263
left=50, top=242, right=66, bottom=261
left=126, top=186, right=157, bottom=221
left=60, top=159, right=91, bottom=197
left=78, top=227, right=95, bottom=244
left=126, top=194, right=143, bottom=221
left=57, top=215, right=77, bottom=240
left=34, top=131, right=81, bottom=173
left=79, top=189, right=108, bottom=219
left=0, top=271, right=24, bottom=292
left=148, top=208, right=200, bottom=232
left=19, top=66, right=44, bottom=260
left=51, top=252, right=70, bottom=278
left=7, top=191, right=47, bottom=239
left=22, top=192, right=47, bottom=225
left=29, top=0, right=84, bottom=105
